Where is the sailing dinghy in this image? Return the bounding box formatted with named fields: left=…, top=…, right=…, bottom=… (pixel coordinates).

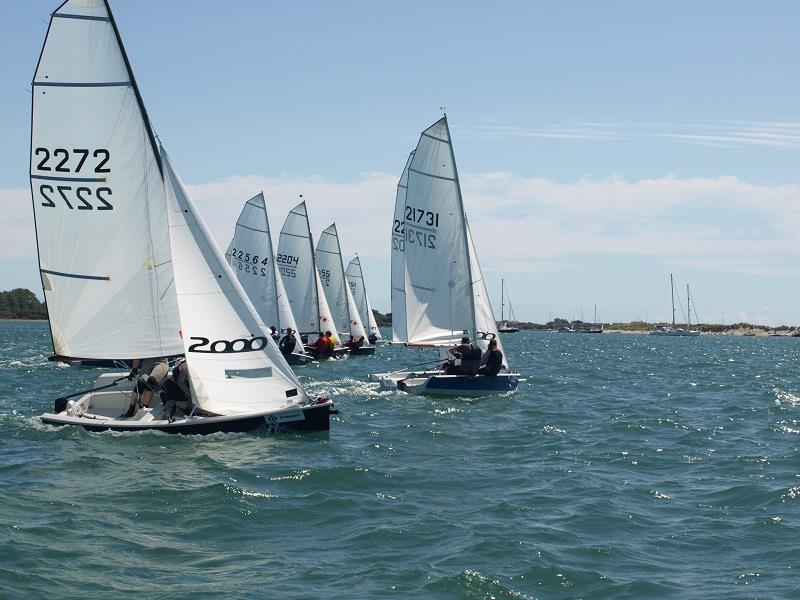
left=316, top=224, right=374, bottom=356
left=227, top=193, right=311, bottom=365
left=32, top=0, right=333, bottom=433
left=346, top=257, right=383, bottom=345
left=276, top=202, right=348, bottom=359
left=371, top=117, right=520, bottom=396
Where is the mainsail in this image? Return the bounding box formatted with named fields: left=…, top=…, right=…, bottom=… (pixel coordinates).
left=226, top=193, right=304, bottom=349
left=390, top=150, right=414, bottom=342
left=345, top=257, right=382, bottom=341
left=30, top=0, right=181, bottom=360
left=277, top=202, right=340, bottom=345
left=315, top=224, right=349, bottom=336
left=401, top=118, right=473, bottom=346
left=163, top=151, right=306, bottom=415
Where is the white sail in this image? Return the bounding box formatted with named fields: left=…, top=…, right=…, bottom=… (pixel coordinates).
left=275, top=269, right=303, bottom=342
left=390, top=151, right=414, bottom=342
left=30, top=0, right=181, bottom=360
left=467, top=222, right=508, bottom=370
left=277, top=202, right=340, bottom=346
left=345, top=283, right=369, bottom=342
left=226, top=193, right=280, bottom=330
left=345, top=257, right=382, bottom=340
left=315, top=224, right=351, bottom=337
left=402, top=118, right=473, bottom=346
left=163, top=150, right=306, bottom=415
left=314, top=269, right=341, bottom=345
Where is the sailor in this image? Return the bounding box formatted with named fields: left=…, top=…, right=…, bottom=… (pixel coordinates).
left=368, top=332, right=378, bottom=345
left=269, top=325, right=279, bottom=341
left=161, top=359, right=192, bottom=421
left=324, top=330, right=336, bottom=351
left=279, top=328, right=297, bottom=355
left=448, top=336, right=481, bottom=375
left=120, top=357, right=169, bottom=418
left=310, top=332, right=329, bottom=353
left=478, top=339, right=503, bottom=376
left=345, top=335, right=363, bottom=350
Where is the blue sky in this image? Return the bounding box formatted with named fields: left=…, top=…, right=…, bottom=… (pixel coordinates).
left=3, top=1, right=800, bottom=325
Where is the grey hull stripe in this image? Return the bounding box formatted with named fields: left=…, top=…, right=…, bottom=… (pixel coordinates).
left=408, top=167, right=455, bottom=182
left=32, top=174, right=107, bottom=183
left=421, top=132, right=449, bottom=144
left=33, top=81, right=130, bottom=87
left=54, top=13, right=110, bottom=21
left=411, top=284, right=435, bottom=292
left=41, top=268, right=109, bottom=281
left=235, top=223, right=268, bottom=234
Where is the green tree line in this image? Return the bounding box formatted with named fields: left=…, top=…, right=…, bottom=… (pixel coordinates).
left=0, top=288, right=47, bottom=320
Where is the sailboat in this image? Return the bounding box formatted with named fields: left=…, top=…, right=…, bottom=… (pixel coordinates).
left=226, top=193, right=311, bottom=365
left=276, top=202, right=348, bottom=359
left=316, top=225, right=374, bottom=355
left=498, top=279, right=520, bottom=333
left=576, top=305, right=603, bottom=333
left=345, top=256, right=383, bottom=344
left=650, top=274, right=700, bottom=336
left=32, top=0, right=333, bottom=433
left=372, top=116, right=520, bottom=396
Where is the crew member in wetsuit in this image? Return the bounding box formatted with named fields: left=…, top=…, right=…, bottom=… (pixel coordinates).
left=161, top=359, right=192, bottom=421
left=478, top=339, right=503, bottom=376
left=279, top=328, right=297, bottom=356
left=120, top=357, right=169, bottom=418
left=269, top=326, right=279, bottom=342
left=446, top=336, right=481, bottom=375
left=368, top=332, right=378, bottom=345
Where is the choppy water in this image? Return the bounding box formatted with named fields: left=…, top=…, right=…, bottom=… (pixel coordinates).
left=1, top=321, right=799, bottom=598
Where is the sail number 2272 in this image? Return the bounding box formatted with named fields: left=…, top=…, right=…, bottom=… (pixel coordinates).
left=33, top=147, right=114, bottom=211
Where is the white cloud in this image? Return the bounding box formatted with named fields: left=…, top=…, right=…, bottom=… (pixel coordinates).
left=5, top=172, right=800, bottom=278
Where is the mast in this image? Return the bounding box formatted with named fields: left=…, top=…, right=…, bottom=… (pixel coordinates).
left=443, top=115, right=477, bottom=339
left=263, top=198, right=281, bottom=332
left=305, top=202, right=321, bottom=329
left=501, top=278, right=505, bottom=321
left=670, top=273, right=676, bottom=327
left=687, top=284, right=691, bottom=326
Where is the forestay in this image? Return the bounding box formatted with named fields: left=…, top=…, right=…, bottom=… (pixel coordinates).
left=163, top=151, right=306, bottom=415
left=345, top=257, right=382, bottom=341
left=390, top=151, right=414, bottom=342
left=30, top=0, right=181, bottom=360
left=402, top=118, right=473, bottom=346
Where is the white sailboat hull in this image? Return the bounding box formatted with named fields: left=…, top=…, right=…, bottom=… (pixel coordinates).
left=40, top=374, right=333, bottom=434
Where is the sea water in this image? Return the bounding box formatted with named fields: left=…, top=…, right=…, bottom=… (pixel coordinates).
left=0, top=320, right=798, bottom=599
